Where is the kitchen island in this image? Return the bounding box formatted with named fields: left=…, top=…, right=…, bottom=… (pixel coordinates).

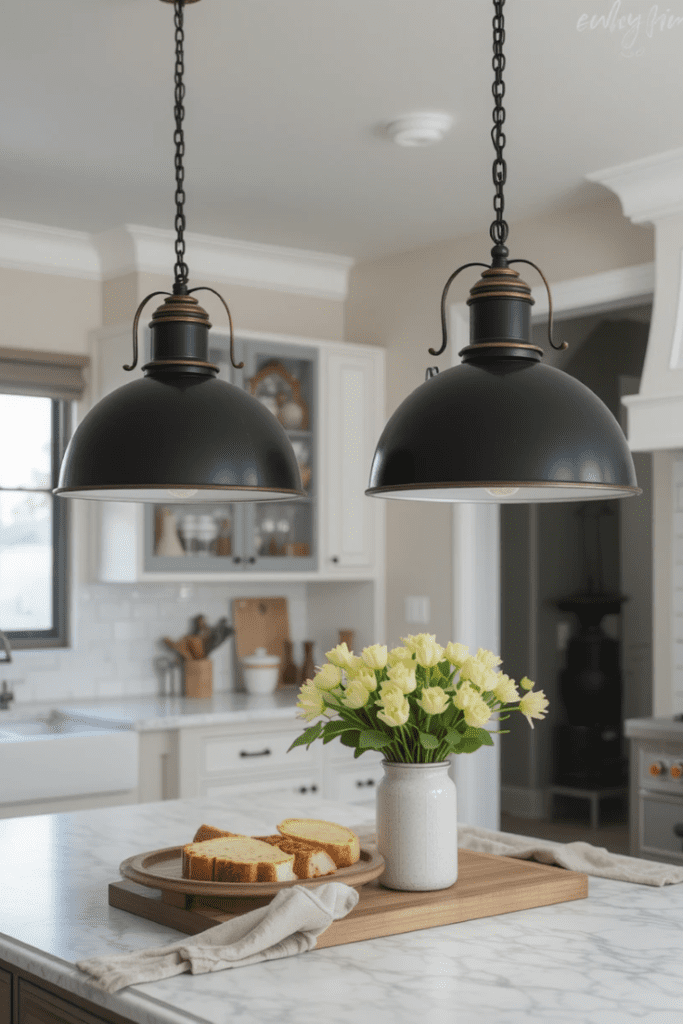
left=1, top=793, right=681, bottom=1024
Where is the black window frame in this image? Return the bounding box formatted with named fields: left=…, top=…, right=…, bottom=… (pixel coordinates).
left=0, top=396, right=71, bottom=649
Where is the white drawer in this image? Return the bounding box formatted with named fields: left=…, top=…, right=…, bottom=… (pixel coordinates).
left=639, top=793, right=683, bottom=862
left=327, top=742, right=384, bottom=768
left=202, top=728, right=316, bottom=775
left=199, top=771, right=322, bottom=802
left=328, top=761, right=385, bottom=804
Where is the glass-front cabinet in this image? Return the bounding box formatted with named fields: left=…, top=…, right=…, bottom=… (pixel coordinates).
left=95, top=326, right=384, bottom=584
left=143, top=336, right=317, bottom=574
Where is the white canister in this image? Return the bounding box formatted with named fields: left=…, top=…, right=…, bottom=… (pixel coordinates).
left=376, top=760, right=458, bottom=891
left=242, top=647, right=280, bottom=694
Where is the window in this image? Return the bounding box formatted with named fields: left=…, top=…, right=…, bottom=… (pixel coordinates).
left=0, top=345, right=87, bottom=650
left=0, top=394, right=70, bottom=648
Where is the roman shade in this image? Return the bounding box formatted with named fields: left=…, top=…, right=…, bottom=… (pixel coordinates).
left=0, top=346, right=89, bottom=401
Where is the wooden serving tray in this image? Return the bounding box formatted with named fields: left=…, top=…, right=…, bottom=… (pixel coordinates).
left=119, top=843, right=384, bottom=898
left=109, top=848, right=588, bottom=949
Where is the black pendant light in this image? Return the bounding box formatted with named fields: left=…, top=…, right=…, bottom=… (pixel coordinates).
left=366, top=0, right=640, bottom=504
left=55, top=0, right=304, bottom=503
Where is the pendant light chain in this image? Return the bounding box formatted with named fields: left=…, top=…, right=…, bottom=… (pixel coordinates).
left=173, top=0, right=189, bottom=290
left=490, top=0, right=508, bottom=249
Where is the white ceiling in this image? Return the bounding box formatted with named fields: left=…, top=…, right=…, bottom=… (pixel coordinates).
left=2, top=0, right=683, bottom=261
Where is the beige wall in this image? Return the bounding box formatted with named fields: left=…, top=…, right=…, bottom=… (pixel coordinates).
left=101, top=272, right=345, bottom=342
left=0, top=267, right=100, bottom=356
left=345, top=193, right=654, bottom=650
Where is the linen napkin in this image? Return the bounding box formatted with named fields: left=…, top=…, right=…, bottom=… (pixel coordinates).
left=78, top=882, right=358, bottom=993
left=458, top=824, right=683, bottom=886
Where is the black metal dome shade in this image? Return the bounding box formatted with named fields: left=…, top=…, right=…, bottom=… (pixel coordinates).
left=56, top=372, right=303, bottom=502
left=366, top=0, right=639, bottom=506
left=366, top=259, right=640, bottom=504
left=55, top=1, right=303, bottom=505
left=366, top=356, right=639, bottom=503
left=56, top=292, right=304, bottom=502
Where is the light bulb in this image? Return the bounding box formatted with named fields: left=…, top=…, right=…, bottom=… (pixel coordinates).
left=485, top=487, right=520, bottom=498
left=167, top=489, right=199, bottom=498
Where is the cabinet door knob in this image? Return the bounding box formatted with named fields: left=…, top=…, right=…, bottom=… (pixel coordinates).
left=247, top=556, right=256, bottom=564
left=233, top=556, right=242, bottom=564
left=331, top=556, right=339, bottom=563
left=673, top=823, right=683, bottom=838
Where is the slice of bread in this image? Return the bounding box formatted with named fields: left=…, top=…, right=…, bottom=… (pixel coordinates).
left=192, top=824, right=241, bottom=843
left=182, top=836, right=296, bottom=883
left=255, top=835, right=337, bottom=879
left=276, top=819, right=360, bottom=868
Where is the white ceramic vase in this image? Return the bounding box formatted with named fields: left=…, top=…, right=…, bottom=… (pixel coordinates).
left=376, top=760, right=458, bottom=891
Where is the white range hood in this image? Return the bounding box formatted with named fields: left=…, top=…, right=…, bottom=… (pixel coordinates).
left=589, top=149, right=683, bottom=451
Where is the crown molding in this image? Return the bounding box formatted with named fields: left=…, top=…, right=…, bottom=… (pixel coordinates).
left=0, top=219, right=353, bottom=300
left=587, top=148, right=683, bottom=224
left=529, top=262, right=654, bottom=320
left=0, top=218, right=100, bottom=279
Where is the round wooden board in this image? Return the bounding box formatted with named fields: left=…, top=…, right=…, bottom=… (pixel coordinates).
left=119, top=843, right=384, bottom=897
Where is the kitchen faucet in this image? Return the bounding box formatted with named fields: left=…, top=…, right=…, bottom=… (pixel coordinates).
left=0, top=631, right=14, bottom=710
left=0, top=631, right=12, bottom=664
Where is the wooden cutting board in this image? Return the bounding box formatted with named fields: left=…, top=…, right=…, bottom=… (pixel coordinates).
left=232, top=597, right=291, bottom=687
left=109, top=848, right=588, bottom=949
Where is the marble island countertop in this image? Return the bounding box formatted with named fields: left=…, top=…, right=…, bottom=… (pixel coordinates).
left=1, top=793, right=682, bottom=1024
left=0, top=689, right=301, bottom=733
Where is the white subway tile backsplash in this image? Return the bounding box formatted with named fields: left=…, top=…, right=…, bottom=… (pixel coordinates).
left=113, top=620, right=147, bottom=642
left=87, top=622, right=115, bottom=642
left=8, top=581, right=309, bottom=706
left=97, top=601, right=131, bottom=621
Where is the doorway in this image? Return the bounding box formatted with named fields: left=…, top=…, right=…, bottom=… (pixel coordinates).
left=499, top=305, right=653, bottom=854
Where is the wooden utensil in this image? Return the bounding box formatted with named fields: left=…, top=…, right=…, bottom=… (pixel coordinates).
left=163, top=636, right=193, bottom=661
left=186, top=635, right=205, bottom=660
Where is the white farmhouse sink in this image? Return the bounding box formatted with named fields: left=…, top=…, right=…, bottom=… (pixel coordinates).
left=0, top=710, right=138, bottom=805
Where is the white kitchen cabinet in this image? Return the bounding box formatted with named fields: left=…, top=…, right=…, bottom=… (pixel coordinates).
left=141, top=715, right=383, bottom=806
left=92, top=326, right=385, bottom=585
left=323, top=744, right=385, bottom=805
left=174, top=718, right=323, bottom=800
left=319, top=346, right=385, bottom=575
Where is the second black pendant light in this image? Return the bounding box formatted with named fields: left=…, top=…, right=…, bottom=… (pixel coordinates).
left=366, top=0, right=640, bottom=504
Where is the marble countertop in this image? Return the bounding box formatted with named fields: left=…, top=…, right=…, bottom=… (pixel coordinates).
left=1, top=793, right=682, bottom=1024
left=1, top=690, right=301, bottom=732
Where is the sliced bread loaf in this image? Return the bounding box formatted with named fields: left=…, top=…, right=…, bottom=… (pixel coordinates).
left=276, top=819, right=360, bottom=868
left=255, top=835, right=337, bottom=879
left=182, top=836, right=296, bottom=882
left=192, top=824, right=241, bottom=843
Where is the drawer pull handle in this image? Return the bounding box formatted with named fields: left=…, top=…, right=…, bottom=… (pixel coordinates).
left=355, top=779, right=376, bottom=788
left=673, top=824, right=683, bottom=838
left=239, top=748, right=271, bottom=758
left=298, top=784, right=319, bottom=794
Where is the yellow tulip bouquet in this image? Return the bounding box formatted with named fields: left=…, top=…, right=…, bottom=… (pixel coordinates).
left=289, top=633, right=549, bottom=763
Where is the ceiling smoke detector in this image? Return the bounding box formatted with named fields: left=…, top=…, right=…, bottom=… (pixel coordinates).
left=386, top=112, right=454, bottom=147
